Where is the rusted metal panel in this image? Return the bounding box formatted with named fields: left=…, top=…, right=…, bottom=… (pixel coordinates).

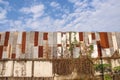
left=0, top=46, right=3, bottom=59
left=38, top=46, right=43, bottom=58
left=0, top=61, right=13, bottom=77
left=34, top=32, right=39, bottom=46
left=21, top=32, right=26, bottom=53
left=79, top=32, right=83, bottom=41
left=99, top=32, right=109, bottom=48
left=34, top=61, right=53, bottom=77
left=43, top=32, right=48, bottom=40
left=11, top=54, right=16, bottom=59
left=91, top=32, right=95, bottom=40
left=14, top=61, right=32, bottom=77
left=97, top=41, right=102, bottom=57
left=4, top=32, right=10, bottom=46
left=0, top=34, right=1, bottom=41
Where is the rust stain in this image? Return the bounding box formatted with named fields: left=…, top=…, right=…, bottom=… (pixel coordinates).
left=8, top=45, right=11, bottom=58
left=22, top=32, right=26, bottom=53
left=66, top=44, right=70, bottom=47
left=79, top=32, right=83, bottom=41
left=57, top=44, right=62, bottom=47
left=34, top=32, right=39, bottom=46
left=38, top=46, right=43, bottom=57
left=43, top=33, right=48, bottom=40
left=0, top=34, right=1, bottom=41
left=97, top=41, right=102, bottom=57
left=91, top=33, right=95, bottom=40
left=99, top=32, right=109, bottom=48
left=11, top=53, right=16, bottom=59
left=4, top=32, right=10, bottom=46
left=0, top=46, right=3, bottom=59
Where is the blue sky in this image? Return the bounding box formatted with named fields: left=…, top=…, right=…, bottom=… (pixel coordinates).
left=0, top=0, right=120, bottom=31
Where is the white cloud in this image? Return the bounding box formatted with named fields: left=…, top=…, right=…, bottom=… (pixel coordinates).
left=2, top=0, right=120, bottom=32
left=0, top=9, right=7, bottom=20
left=20, top=4, right=44, bottom=19
left=64, top=0, right=120, bottom=31
left=50, top=2, right=60, bottom=8
left=0, top=0, right=9, bottom=20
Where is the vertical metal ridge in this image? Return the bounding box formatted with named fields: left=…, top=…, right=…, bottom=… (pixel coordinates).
left=99, top=32, right=109, bottom=48
left=79, top=32, right=83, bottom=41
left=4, top=32, right=10, bottom=46
left=34, top=32, right=39, bottom=46
left=38, top=46, right=43, bottom=57
left=22, top=32, right=26, bottom=53
left=91, top=32, right=95, bottom=40
left=97, top=41, right=102, bottom=57
left=0, top=46, right=3, bottom=59
left=43, top=33, right=48, bottom=40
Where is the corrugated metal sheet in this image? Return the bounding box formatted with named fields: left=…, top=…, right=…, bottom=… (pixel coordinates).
left=0, top=32, right=120, bottom=59
left=99, top=32, right=109, bottom=48
left=112, top=32, right=118, bottom=51
left=21, top=32, right=26, bottom=53
left=4, top=32, right=10, bottom=46
left=79, top=32, right=83, bottom=41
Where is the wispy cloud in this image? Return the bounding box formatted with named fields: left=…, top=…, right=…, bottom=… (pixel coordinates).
left=50, top=1, right=60, bottom=8
left=0, top=0, right=120, bottom=31
left=20, top=4, right=44, bottom=19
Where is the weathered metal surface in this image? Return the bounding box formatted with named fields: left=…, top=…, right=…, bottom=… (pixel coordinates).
left=0, top=32, right=120, bottom=59
left=99, top=32, right=109, bottom=48
left=115, top=32, right=120, bottom=49
left=112, top=32, right=118, bottom=51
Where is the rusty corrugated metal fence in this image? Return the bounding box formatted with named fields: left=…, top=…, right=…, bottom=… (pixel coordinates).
left=0, top=32, right=120, bottom=59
